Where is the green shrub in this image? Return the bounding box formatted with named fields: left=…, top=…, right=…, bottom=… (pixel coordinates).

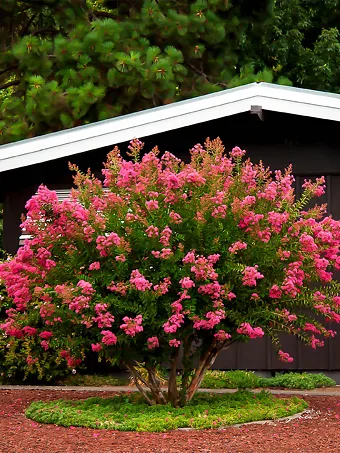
left=262, top=372, right=336, bottom=390
left=25, top=390, right=308, bottom=432
left=200, top=370, right=262, bottom=389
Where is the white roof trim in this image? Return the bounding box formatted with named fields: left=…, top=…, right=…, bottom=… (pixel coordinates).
left=1, top=82, right=340, bottom=173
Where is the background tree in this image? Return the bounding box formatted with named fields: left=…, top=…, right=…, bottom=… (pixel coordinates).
left=0, top=0, right=278, bottom=144
left=1, top=0, right=340, bottom=145
left=244, top=0, right=340, bottom=93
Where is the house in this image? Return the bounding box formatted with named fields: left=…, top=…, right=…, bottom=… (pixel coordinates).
left=1, top=81, right=340, bottom=377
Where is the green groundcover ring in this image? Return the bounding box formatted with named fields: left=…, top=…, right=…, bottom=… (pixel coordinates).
left=25, top=390, right=308, bottom=432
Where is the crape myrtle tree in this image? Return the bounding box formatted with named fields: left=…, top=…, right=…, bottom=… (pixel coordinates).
left=1, top=138, right=340, bottom=407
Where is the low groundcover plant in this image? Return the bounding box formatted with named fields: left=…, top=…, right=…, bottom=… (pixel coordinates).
left=25, top=391, right=308, bottom=432
left=1, top=138, right=340, bottom=407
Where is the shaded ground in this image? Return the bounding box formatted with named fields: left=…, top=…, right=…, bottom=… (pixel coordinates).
left=0, top=389, right=339, bottom=452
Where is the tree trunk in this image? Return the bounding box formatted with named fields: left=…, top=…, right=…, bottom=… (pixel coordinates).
left=185, top=348, right=219, bottom=403
left=167, top=352, right=180, bottom=407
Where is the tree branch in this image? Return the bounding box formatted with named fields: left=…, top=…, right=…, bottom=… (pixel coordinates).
left=0, top=80, right=20, bottom=90
left=0, top=66, right=18, bottom=77
left=188, top=62, right=208, bottom=79
left=31, top=28, right=61, bottom=36
left=93, top=11, right=117, bottom=20
left=21, top=14, right=37, bottom=37
left=125, top=363, right=155, bottom=405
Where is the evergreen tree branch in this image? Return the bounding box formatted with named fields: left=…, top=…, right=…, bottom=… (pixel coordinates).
left=21, top=14, right=37, bottom=37
left=187, top=62, right=209, bottom=80
left=0, top=66, right=18, bottom=77
left=31, top=28, right=61, bottom=36
left=93, top=11, right=117, bottom=20
left=0, top=80, right=20, bottom=90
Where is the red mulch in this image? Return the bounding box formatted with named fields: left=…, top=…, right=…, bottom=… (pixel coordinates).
left=0, top=390, right=339, bottom=453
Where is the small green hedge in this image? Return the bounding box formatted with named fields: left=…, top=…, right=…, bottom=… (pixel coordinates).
left=25, top=390, right=307, bottom=432
left=199, top=370, right=336, bottom=390
left=54, top=370, right=336, bottom=390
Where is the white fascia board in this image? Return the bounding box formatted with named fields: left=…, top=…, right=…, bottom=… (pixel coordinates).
left=1, top=82, right=340, bottom=173
left=256, top=84, right=340, bottom=120
left=0, top=86, right=258, bottom=172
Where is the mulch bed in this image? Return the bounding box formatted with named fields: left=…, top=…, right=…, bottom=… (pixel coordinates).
left=0, top=389, right=339, bottom=453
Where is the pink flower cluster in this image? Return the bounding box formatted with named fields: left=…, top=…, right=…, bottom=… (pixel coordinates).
left=278, top=350, right=293, bottom=363
left=169, top=339, right=181, bottom=347
left=120, top=315, right=143, bottom=337
left=159, top=226, right=172, bottom=246
left=147, top=337, right=159, bottom=349
left=228, top=241, right=247, bottom=254
left=96, top=232, right=122, bottom=256
left=163, top=295, right=186, bottom=333
left=237, top=323, right=264, bottom=339
left=92, top=303, right=115, bottom=328
left=101, top=330, right=117, bottom=346
left=193, top=309, right=226, bottom=330
left=130, top=270, right=152, bottom=291
left=242, top=266, right=264, bottom=286
left=214, top=330, right=231, bottom=341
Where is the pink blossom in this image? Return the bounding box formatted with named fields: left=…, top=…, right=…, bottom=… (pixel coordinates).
left=310, top=335, right=324, bottom=349
left=214, top=330, right=231, bottom=341
left=169, top=339, right=181, bottom=347
left=22, top=326, right=37, bottom=336
left=278, top=350, right=293, bottom=363
left=115, top=254, right=126, bottom=262
left=242, top=266, right=264, bottom=286
left=89, top=262, right=100, bottom=271
left=169, top=211, right=182, bottom=224
left=146, top=200, right=159, bottom=210
left=212, top=205, right=227, bottom=219
left=304, top=323, right=321, bottom=335
left=41, top=340, right=49, bottom=351
left=183, top=251, right=196, bottom=264
left=120, top=315, right=143, bottom=337
left=258, top=228, right=271, bottom=243
left=229, top=241, right=247, bottom=254
left=130, top=270, right=152, bottom=291
left=207, top=254, right=220, bottom=264
left=269, top=285, right=282, bottom=299
left=230, top=146, right=246, bottom=159
left=26, top=356, right=38, bottom=365
left=101, top=330, right=117, bottom=346
left=237, top=323, right=264, bottom=339
left=160, top=226, right=172, bottom=246
left=267, top=211, right=289, bottom=233
left=146, top=225, right=160, bottom=239
left=91, top=343, right=102, bottom=352
left=77, top=280, right=95, bottom=295
left=147, top=337, right=159, bottom=349
left=299, top=233, right=318, bottom=252
left=180, top=277, right=195, bottom=289
left=39, top=331, right=53, bottom=340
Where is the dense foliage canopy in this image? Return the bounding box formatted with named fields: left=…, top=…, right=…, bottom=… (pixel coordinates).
left=5, top=0, right=339, bottom=143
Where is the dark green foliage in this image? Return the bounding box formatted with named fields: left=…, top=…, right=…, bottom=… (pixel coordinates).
left=1, top=1, right=340, bottom=145
left=262, top=372, right=336, bottom=390
left=25, top=390, right=308, bottom=431
left=244, top=0, right=340, bottom=93
left=199, top=370, right=336, bottom=389
left=0, top=0, right=277, bottom=144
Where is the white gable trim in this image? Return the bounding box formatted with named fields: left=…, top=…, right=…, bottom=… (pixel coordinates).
left=1, top=82, right=340, bottom=173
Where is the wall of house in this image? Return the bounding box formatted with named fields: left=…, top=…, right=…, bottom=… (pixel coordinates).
left=2, top=110, right=340, bottom=372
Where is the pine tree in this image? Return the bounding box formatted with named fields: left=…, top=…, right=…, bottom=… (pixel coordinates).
left=0, top=0, right=276, bottom=144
